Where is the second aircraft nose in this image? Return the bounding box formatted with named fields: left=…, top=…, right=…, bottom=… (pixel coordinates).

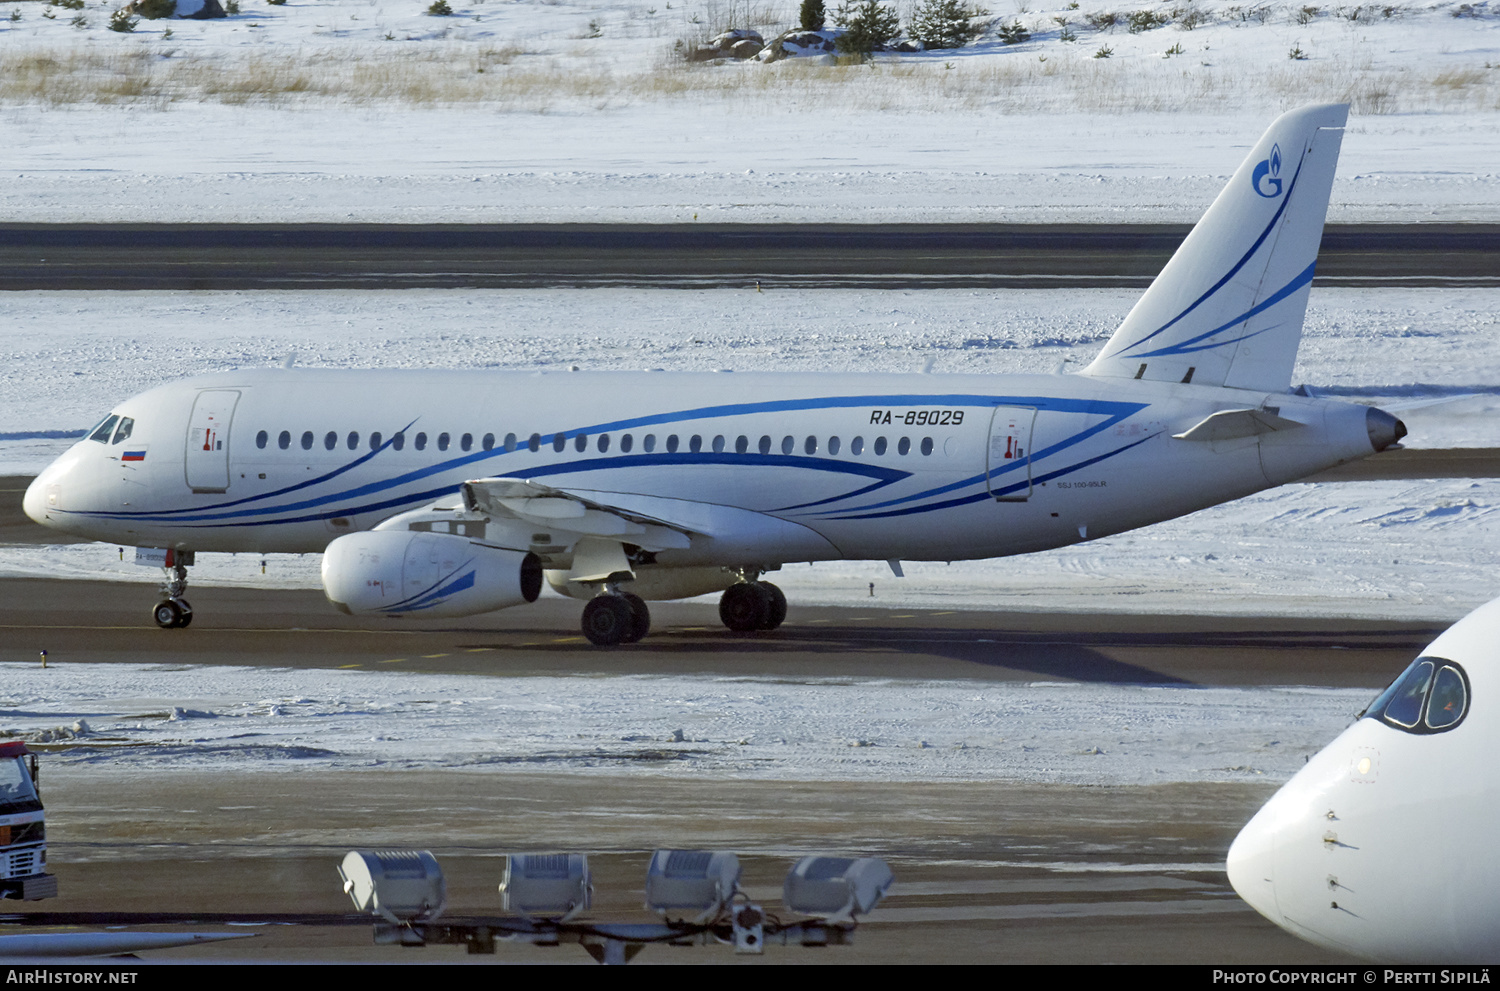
left=1226, top=812, right=1281, bottom=927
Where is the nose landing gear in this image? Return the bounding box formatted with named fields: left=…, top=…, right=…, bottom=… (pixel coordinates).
left=152, top=558, right=194, bottom=629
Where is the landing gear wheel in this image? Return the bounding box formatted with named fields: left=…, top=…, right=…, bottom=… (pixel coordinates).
left=719, top=582, right=770, bottom=632
left=582, top=595, right=635, bottom=646
left=756, top=581, right=786, bottom=631
left=620, top=592, right=651, bottom=644
left=152, top=599, right=189, bottom=629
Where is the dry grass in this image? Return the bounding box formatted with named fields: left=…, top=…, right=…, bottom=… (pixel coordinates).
left=0, top=41, right=1495, bottom=114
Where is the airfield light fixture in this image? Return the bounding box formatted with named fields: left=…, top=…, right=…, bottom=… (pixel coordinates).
left=338, top=850, right=447, bottom=926
left=643, top=849, right=741, bottom=922
left=500, top=853, right=592, bottom=921
left=782, top=856, right=893, bottom=924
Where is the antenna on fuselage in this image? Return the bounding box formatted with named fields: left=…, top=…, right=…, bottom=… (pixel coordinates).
left=280, top=352, right=297, bottom=369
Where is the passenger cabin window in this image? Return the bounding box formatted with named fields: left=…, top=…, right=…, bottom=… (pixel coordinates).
left=575, top=434, right=587, bottom=453
left=804, top=436, right=817, bottom=455
left=414, top=432, right=428, bottom=451
left=256, top=430, right=268, bottom=449
left=643, top=434, right=656, bottom=453
left=437, top=433, right=450, bottom=452
left=781, top=436, right=794, bottom=455
left=851, top=436, right=864, bottom=455
left=598, top=434, right=610, bottom=453
left=897, top=437, right=911, bottom=456
left=735, top=436, right=748, bottom=455
left=370, top=432, right=383, bottom=450
left=392, top=432, right=405, bottom=451
left=279, top=430, right=291, bottom=450
left=759, top=435, right=772, bottom=455
left=666, top=435, right=680, bottom=453
left=325, top=431, right=337, bottom=451
left=621, top=434, right=633, bottom=453
left=553, top=434, right=566, bottom=453
left=347, top=432, right=360, bottom=450
left=87, top=415, right=119, bottom=444
left=528, top=434, right=541, bottom=453
left=689, top=435, right=702, bottom=453
left=301, top=431, right=314, bottom=451
left=462, top=433, right=474, bottom=452
left=1364, top=656, right=1471, bottom=734
left=483, top=433, right=495, bottom=451
left=828, top=436, right=841, bottom=455
left=873, top=437, right=888, bottom=456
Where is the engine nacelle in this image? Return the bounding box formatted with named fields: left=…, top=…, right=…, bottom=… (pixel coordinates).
left=323, top=530, right=542, bottom=618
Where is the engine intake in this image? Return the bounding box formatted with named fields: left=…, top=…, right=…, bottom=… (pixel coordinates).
left=323, top=530, right=541, bottom=618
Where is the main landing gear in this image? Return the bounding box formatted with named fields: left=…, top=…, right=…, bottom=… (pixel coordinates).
left=719, top=580, right=786, bottom=632
left=152, top=559, right=193, bottom=629
left=580, top=590, right=650, bottom=647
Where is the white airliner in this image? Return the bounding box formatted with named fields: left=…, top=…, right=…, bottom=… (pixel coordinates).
left=1228, top=597, right=1497, bottom=963
left=23, top=103, right=1406, bottom=645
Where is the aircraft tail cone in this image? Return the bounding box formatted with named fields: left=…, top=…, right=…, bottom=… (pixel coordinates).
left=1366, top=407, right=1407, bottom=452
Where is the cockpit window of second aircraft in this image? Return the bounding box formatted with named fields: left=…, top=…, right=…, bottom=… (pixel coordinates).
left=1363, top=657, right=1470, bottom=734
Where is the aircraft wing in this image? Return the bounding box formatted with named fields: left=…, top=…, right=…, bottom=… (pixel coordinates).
left=460, top=477, right=693, bottom=552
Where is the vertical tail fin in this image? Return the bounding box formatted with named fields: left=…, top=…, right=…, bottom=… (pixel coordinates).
left=1082, top=104, right=1348, bottom=393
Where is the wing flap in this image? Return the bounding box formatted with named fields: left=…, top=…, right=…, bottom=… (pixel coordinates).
left=463, top=477, right=693, bottom=551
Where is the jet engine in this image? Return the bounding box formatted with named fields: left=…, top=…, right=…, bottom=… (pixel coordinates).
left=322, top=530, right=542, bottom=618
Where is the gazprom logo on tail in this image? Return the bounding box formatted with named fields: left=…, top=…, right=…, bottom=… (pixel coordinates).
left=1251, top=143, right=1284, bottom=198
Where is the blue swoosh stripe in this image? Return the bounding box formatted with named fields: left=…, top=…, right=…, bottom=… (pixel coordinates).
left=384, top=567, right=478, bottom=613
left=71, top=392, right=1140, bottom=526
left=1125, top=262, right=1316, bottom=358
left=796, top=402, right=1148, bottom=518
left=821, top=434, right=1160, bottom=521
left=1106, top=152, right=1307, bottom=359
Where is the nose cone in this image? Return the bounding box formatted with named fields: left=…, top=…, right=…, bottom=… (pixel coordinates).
left=22, top=475, right=47, bottom=525
left=1366, top=406, right=1407, bottom=452
left=1226, top=812, right=1281, bottom=927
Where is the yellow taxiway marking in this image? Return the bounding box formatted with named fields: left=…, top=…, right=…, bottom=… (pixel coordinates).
left=893, top=614, right=916, bottom=618
left=337, top=663, right=362, bottom=669
left=379, top=659, right=405, bottom=664
left=422, top=653, right=449, bottom=659
left=806, top=618, right=830, bottom=624
left=465, top=648, right=494, bottom=653
left=552, top=637, right=585, bottom=644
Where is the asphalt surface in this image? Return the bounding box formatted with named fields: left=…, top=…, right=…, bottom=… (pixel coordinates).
left=0, top=461, right=1467, bottom=965
left=3, top=223, right=1497, bottom=289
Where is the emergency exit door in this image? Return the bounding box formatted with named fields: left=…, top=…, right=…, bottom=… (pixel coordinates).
left=185, top=390, right=240, bottom=493
left=986, top=405, right=1036, bottom=502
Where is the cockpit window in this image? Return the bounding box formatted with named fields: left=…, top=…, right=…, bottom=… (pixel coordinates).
left=112, top=417, right=135, bottom=444
left=87, top=414, right=119, bottom=444
left=1364, top=655, right=1470, bottom=734
left=1427, top=666, right=1468, bottom=729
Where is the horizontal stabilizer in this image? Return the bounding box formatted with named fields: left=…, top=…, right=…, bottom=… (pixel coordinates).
left=1173, top=408, right=1305, bottom=443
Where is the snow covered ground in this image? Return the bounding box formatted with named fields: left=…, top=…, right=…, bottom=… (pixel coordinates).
left=1, top=0, right=1497, bottom=222
left=0, top=661, right=1375, bottom=784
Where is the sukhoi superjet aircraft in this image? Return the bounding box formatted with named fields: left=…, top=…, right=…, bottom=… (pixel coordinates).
left=25, top=104, right=1405, bottom=645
